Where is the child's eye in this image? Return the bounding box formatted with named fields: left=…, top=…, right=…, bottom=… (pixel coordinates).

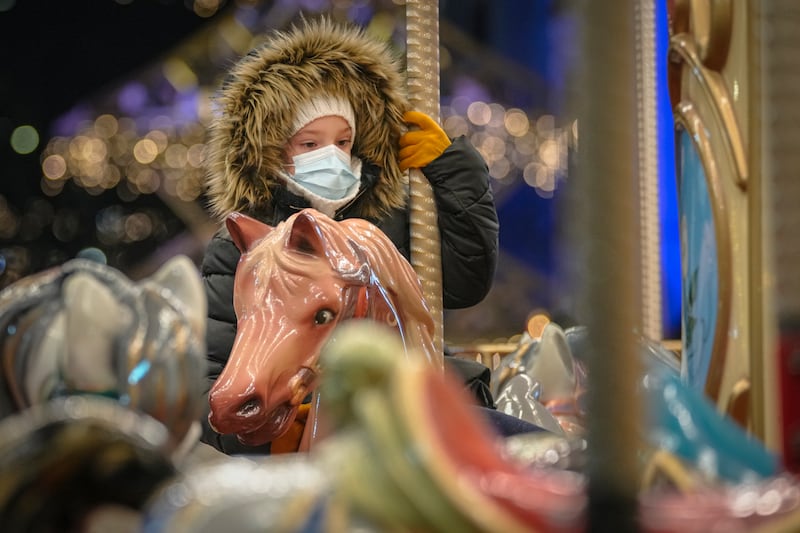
left=300, top=141, right=317, bottom=149
left=336, top=139, right=352, bottom=148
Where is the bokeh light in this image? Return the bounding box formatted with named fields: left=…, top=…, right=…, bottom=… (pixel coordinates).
left=52, top=209, right=80, bottom=242
left=94, top=114, right=119, bottom=138
left=10, top=125, right=39, bottom=154
left=443, top=102, right=574, bottom=196
left=0, top=196, right=19, bottom=239
left=133, top=138, right=159, bottom=164
left=466, top=101, right=492, bottom=126
left=42, top=154, right=67, bottom=180
left=192, top=0, right=223, bottom=18
left=504, top=108, right=529, bottom=137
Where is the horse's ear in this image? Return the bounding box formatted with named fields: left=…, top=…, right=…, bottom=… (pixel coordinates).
left=63, top=272, right=132, bottom=392
left=226, top=212, right=272, bottom=253
left=287, top=210, right=326, bottom=257
left=144, top=255, right=206, bottom=340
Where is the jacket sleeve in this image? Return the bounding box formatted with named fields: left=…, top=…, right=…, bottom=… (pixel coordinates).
left=422, top=136, right=499, bottom=309
left=200, top=229, right=273, bottom=454
left=201, top=229, right=240, bottom=390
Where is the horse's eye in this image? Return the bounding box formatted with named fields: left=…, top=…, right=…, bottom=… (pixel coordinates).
left=314, top=308, right=336, bottom=325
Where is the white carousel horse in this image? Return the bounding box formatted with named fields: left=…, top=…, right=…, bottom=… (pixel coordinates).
left=0, top=255, right=209, bottom=531
left=0, top=255, right=208, bottom=449
left=492, top=322, right=588, bottom=437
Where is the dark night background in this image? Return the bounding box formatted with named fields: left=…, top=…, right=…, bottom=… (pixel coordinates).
left=0, top=0, right=234, bottom=278
left=0, top=1, right=228, bottom=190
left=0, top=0, right=680, bottom=341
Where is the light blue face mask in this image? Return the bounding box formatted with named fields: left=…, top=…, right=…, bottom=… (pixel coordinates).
left=290, top=145, right=359, bottom=200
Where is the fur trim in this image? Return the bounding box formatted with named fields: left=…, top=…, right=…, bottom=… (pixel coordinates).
left=205, top=17, right=409, bottom=220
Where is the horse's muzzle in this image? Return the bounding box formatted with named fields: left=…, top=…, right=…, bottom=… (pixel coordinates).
left=208, top=365, right=319, bottom=441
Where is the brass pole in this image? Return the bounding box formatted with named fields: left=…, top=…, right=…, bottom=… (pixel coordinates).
left=636, top=0, right=663, bottom=343
left=406, top=0, right=444, bottom=365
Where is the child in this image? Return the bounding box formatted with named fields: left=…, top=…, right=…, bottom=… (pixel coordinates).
left=200, top=17, right=499, bottom=454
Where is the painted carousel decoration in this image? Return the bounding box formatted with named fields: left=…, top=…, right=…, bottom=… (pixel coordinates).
left=667, top=0, right=752, bottom=430
left=207, top=209, right=438, bottom=451
left=667, top=0, right=800, bottom=477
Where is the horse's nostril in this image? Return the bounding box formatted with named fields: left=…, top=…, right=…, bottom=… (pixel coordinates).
left=236, top=398, right=262, bottom=418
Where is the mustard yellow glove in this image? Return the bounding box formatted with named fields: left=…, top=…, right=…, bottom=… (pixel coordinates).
left=398, top=110, right=452, bottom=171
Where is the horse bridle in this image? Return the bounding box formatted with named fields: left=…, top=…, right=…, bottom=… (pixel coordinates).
left=338, top=240, right=403, bottom=329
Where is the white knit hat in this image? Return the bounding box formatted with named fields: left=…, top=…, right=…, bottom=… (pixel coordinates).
left=291, top=95, right=356, bottom=137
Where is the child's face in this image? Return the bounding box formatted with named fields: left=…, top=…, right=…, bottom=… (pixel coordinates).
left=283, top=116, right=353, bottom=175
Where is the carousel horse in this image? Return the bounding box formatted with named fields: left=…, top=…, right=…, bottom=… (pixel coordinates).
left=563, top=325, right=779, bottom=484
left=147, top=322, right=588, bottom=533
left=0, top=255, right=208, bottom=450
left=0, top=396, right=177, bottom=533
left=207, top=208, right=437, bottom=449
left=493, top=320, right=779, bottom=485
left=491, top=322, right=588, bottom=437
left=0, top=256, right=209, bottom=532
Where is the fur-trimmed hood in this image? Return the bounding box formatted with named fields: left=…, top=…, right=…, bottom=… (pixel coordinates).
left=204, top=17, right=409, bottom=221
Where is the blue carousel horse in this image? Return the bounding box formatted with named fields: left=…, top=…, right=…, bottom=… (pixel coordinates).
left=492, top=320, right=779, bottom=485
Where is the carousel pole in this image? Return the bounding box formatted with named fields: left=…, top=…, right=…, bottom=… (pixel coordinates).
left=405, top=0, right=444, bottom=365
left=636, top=0, right=662, bottom=344
left=567, top=0, right=645, bottom=530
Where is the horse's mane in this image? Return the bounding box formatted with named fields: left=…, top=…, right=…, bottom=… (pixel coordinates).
left=244, top=212, right=436, bottom=364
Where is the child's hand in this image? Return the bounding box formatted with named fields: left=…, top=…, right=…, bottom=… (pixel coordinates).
left=399, top=111, right=452, bottom=171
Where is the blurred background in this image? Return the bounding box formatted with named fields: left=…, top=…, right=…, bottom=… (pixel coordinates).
left=0, top=0, right=680, bottom=345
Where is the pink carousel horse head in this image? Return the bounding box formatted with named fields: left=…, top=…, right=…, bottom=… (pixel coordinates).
left=207, top=208, right=437, bottom=446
